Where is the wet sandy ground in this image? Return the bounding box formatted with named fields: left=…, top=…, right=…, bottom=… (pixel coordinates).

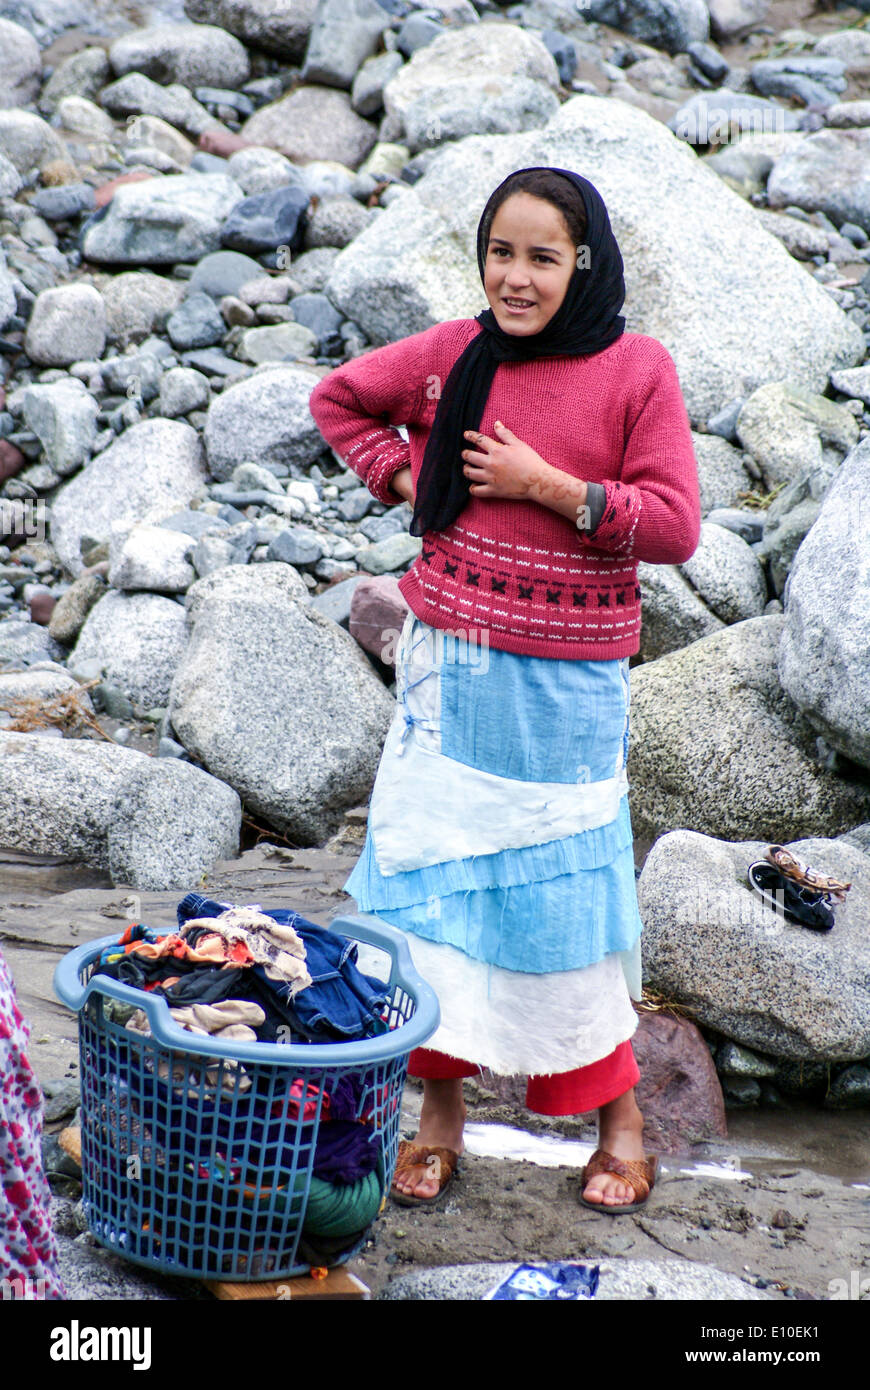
left=2, top=839, right=868, bottom=1301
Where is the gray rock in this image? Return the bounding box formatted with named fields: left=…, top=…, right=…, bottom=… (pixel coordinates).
left=101, top=271, right=185, bottom=349
left=304, top=194, right=372, bottom=249
left=669, top=88, right=803, bottom=146
left=717, top=1041, right=778, bottom=1077
left=24, top=284, right=106, bottom=368
left=203, top=364, right=323, bottom=480
left=356, top=531, right=422, bottom=573
left=381, top=1258, right=769, bottom=1301
left=638, top=829, right=870, bottom=1060
left=736, top=381, right=858, bottom=487
left=225, top=145, right=302, bottom=196
left=704, top=130, right=806, bottom=198
left=637, top=559, right=724, bottom=660
left=56, top=94, right=115, bottom=141
left=814, top=29, right=870, bottom=66
left=686, top=40, right=730, bottom=84
left=628, top=614, right=870, bottom=841
left=38, top=46, right=110, bottom=113
left=187, top=248, right=265, bottom=300
left=755, top=207, right=829, bottom=260
left=108, top=521, right=195, bottom=593
left=830, top=363, right=870, bottom=405
left=0, top=149, right=22, bottom=199
left=768, top=129, right=870, bottom=234
left=778, top=436, right=870, bottom=772
left=237, top=321, right=318, bottom=363
left=183, top=0, right=318, bottom=61
left=51, top=418, right=207, bottom=578
left=81, top=172, right=244, bottom=266
left=324, top=96, right=863, bottom=424
left=240, top=86, right=378, bottom=168
left=704, top=506, right=763, bottom=543
left=265, top=526, right=324, bottom=566
left=190, top=520, right=259, bottom=576
left=310, top=572, right=370, bottom=627
left=98, top=71, right=225, bottom=140
left=302, top=0, right=388, bottom=90
left=692, top=431, right=754, bottom=512
left=158, top=365, right=210, bottom=417
left=678, top=520, right=768, bottom=624
left=168, top=562, right=394, bottom=842
left=70, top=589, right=189, bottom=707
left=754, top=468, right=832, bottom=596
left=0, top=727, right=240, bottom=889
left=109, top=22, right=251, bottom=90
left=706, top=0, right=769, bottom=40
left=0, top=108, right=67, bottom=174
left=750, top=56, right=847, bottom=107
left=0, top=618, right=66, bottom=667
left=159, top=508, right=230, bottom=541
left=30, top=182, right=96, bottom=221
left=220, top=183, right=310, bottom=255
left=825, top=1065, right=870, bottom=1109
left=166, top=289, right=226, bottom=349
left=0, top=18, right=42, bottom=108
left=286, top=246, right=341, bottom=293
left=383, top=25, right=560, bottom=153
left=582, top=0, right=708, bottom=54
left=99, top=350, right=163, bottom=402
left=21, top=378, right=100, bottom=475
left=336, top=486, right=373, bottom=523
left=708, top=400, right=746, bottom=445
left=396, top=13, right=445, bottom=60
left=352, top=51, right=404, bottom=117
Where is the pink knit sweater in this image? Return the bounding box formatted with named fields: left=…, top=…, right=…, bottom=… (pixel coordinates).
left=309, top=318, right=701, bottom=660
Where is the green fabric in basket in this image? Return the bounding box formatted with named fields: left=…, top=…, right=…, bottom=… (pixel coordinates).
left=303, top=1172, right=383, bottom=1238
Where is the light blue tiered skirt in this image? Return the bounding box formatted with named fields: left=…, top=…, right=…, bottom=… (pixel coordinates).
left=343, top=611, right=644, bottom=1076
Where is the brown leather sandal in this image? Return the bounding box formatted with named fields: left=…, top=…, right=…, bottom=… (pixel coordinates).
left=390, top=1139, right=461, bottom=1208
left=578, top=1148, right=658, bottom=1215
left=765, top=845, right=852, bottom=903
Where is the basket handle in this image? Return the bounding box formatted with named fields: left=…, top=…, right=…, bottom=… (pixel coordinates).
left=53, top=915, right=440, bottom=1066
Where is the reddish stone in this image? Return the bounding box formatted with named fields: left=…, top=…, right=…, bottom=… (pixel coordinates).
left=94, top=171, right=155, bottom=208
left=349, top=575, right=409, bottom=663
left=0, top=440, right=25, bottom=482
left=28, top=591, right=57, bottom=626
left=478, top=1008, right=727, bottom=1156
left=632, top=1009, right=728, bottom=1152
left=198, top=129, right=253, bottom=158
left=0, top=384, right=5, bottom=411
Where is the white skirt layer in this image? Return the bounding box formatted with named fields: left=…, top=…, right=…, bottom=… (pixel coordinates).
left=403, top=932, right=639, bottom=1077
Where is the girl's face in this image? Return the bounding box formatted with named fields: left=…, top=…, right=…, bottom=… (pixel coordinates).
left=483, top=192, right=577, bottom=336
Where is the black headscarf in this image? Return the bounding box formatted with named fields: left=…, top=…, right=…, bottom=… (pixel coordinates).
left=409, top=166, right=626, bottom=538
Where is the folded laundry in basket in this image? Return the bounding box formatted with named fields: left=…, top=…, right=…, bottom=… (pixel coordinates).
left=178, top=905, right=312, bottom=996
left=125, top=998, right=267, bottom=1094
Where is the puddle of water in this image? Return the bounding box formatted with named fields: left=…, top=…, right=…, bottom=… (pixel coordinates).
left=463, top=1122, right=754, bottom=1181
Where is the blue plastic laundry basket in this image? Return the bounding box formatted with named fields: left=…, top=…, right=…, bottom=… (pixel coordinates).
left=53, top=912, right=439, bottom=1282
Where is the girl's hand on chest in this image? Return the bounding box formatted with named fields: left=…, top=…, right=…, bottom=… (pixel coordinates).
left=461, top=420, right=555, bottom=502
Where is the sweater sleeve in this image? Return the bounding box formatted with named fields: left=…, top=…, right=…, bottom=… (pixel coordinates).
left=575, top=350, right=701, bottom=564
left=308, top=333, right=425, bottom=507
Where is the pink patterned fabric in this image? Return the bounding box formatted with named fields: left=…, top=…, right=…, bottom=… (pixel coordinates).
left=0, top=948, right=66, bottom=1300
left=309, top=318, right=701, bottom=661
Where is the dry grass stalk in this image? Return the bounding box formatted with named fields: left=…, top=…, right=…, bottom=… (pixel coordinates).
left=636, top=987, right=699, bottom=1020
left=0, top=678, right=114, bottom=742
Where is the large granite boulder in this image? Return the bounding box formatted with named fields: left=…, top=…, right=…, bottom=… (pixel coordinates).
left=627, top=615, right=870, bottom=841
left=638, top=829, right=870, bottom=1060
left=324, top=95, right=862, bottom=425
left=202, top=364, right=324, bottom=480
left=50, top=419, right=208, bottom=578
left=0, top=729, right=240, bottom=890
left=778, top=437, right=870, bottom=772
left=70, top=590, right=189, bottom=708
left=168, top=564, right=395, bottom=842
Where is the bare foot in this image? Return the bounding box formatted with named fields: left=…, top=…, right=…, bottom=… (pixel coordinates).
left=391, top=1078, right=466, bottom=1201
left=581, top=1089, right=648, bottom=1208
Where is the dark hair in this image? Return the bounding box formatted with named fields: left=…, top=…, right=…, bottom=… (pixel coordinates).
left=479, top=168, right=588, bottom=259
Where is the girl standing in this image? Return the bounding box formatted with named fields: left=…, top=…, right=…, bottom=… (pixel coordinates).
left=309, top=166, right=700, bottom=1213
